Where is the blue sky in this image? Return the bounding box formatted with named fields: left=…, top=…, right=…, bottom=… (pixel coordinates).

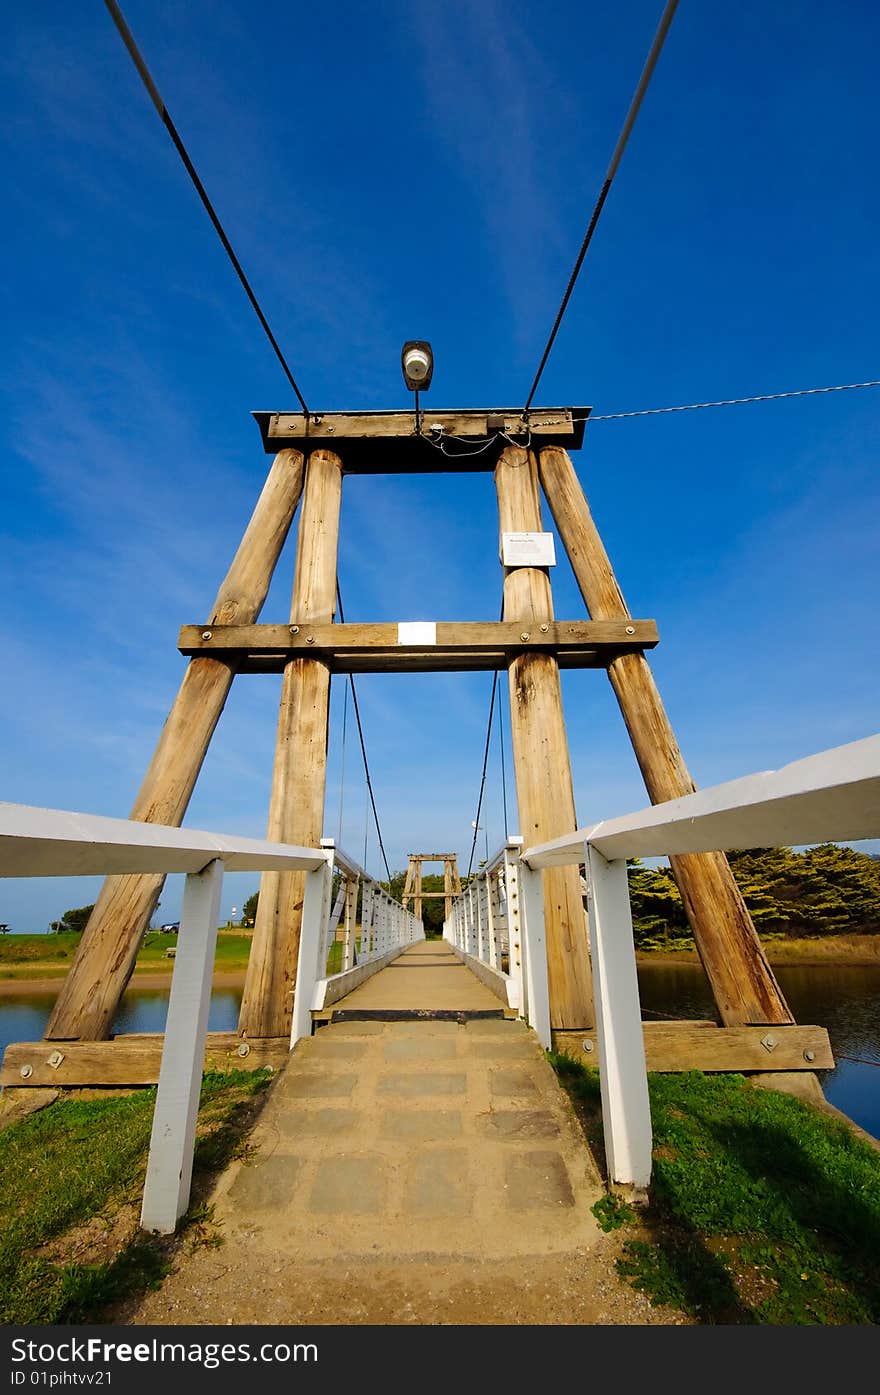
left=2, top=0, right=878, bottom=931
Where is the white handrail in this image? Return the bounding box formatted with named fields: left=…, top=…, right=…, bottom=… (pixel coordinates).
left=291, top=842, right=425, bottom=1043
left=521, top=735, right=880, bottom=867
left=515, top=732, right=880, bottom=1194
left=444, top=839, right=551, bottom=1048
left=0, top=804, right=418, bottom=1235
left=0, top=801, right=325, bottom=877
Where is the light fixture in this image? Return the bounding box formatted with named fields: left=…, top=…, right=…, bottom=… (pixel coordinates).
left=401, top=340, right=434, bottom=391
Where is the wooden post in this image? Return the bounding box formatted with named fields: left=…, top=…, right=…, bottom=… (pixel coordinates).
left=444, top=857, right=453, bottom=921
left=46, top=450, right=306, bottom=1041
left=402, top=858, right=415, bottom=913
left=414, top=858, right=423, bottom=923
left=239, top=449, right=343, bottom=1038
left=494, top=444, right=594, bottom=1030
left=538, top=445, right=793, bottom=1025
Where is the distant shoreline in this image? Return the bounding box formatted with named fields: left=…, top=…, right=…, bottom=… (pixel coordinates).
left=1, top=935, right=878, bottom=998
left=0, top=969, right=247, bottom=997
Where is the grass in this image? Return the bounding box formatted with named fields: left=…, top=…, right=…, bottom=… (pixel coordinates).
left=549, top=1051, right=880, bottom=1325
left=0, top=930, right=254, bottom=980
left=0, top=1068, right=272, bottom=1324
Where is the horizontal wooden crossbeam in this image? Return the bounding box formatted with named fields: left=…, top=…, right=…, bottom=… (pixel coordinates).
left=252, top=406, right=588, bottom=472
left=0, top=1033, right=290, bottom=1088
left=178, top=619, right=658, bottom=674
left=552, top=1023, right=835, bottom=1073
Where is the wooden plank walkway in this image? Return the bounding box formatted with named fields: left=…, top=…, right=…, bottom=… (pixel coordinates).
left=120, top=939, right=644, bottom=1324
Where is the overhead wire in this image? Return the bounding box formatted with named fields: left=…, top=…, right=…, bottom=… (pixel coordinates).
left=586, top=378, right=880, bottom=421
left=335, top=582, right=392, bottom=883
left=524, top=0, right=679, bottom=411
left=103, top=0, right=310, bottom=414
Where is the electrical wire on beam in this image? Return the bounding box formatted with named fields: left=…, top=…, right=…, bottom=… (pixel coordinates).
left=524, top=0, right=679, bottom=412
left=103, top=0, right=310, bottom=414
left=335, top=581, right=392, bottom=883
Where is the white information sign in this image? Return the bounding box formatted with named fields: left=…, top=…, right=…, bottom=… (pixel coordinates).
left=501, top=531, right=557, bottom=568
left=397, top=622, right=437, bottom=646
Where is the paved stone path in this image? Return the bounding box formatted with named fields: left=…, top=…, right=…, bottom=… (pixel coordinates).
left=123, top=940, right=668, bottom=1325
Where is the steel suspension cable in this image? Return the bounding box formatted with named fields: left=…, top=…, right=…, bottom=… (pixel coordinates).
left=524, top=0, right=679, bottom=411
left=335, top=582, right=392, bottom=883
left=497, top=682, right=509, bottom=841
left=466, top=671, right=500, bottom=880
left=103, top=0, right=310, bottom=414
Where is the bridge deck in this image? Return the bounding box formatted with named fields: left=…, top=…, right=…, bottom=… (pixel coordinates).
left=327, top=937, right=505, bottom=1014
left=125, top=939, right=611, bottom=1323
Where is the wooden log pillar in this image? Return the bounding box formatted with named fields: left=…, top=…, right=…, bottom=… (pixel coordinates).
left=46, top=450, right=306, bottom=1041
left=444, top=857, right=453, bottom=921
left=495, top=444, right=594, bottom=1029
left=239, top=448, right=342, bottom=1037
left=538, top=445, right=793, bottom=1025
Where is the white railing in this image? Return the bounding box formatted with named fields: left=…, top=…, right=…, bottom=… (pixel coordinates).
left=521, top=734, right=880, bottom=1193
left=444, top=838, right=551, bottom=1049
left=291, top=838, right=425, bottom=1043
left=0, top=802, right=419, bottom=1235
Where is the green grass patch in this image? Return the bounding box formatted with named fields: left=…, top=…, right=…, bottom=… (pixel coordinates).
left=0, top=932, right=84, bottom=964
left=0, top=1069, right=271, bottom=1324
left=550, top=1053, right=880, bottom=1325
left=592, top=1192, right=637, bottom=1232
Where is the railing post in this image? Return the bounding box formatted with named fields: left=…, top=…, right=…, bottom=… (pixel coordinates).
left=503, top=849, right=526, bottom=1020
left=519, top=857, right=551, bottom=1049
left=585, top=842, right=652, bottom=1190
left=141, top=857, right=224, bottom=1234
left=291, top=851, right=334, bottom=1046
left=487, top=869, right=502, bottom=970
left=361, top=882, right=374, bottom=961
left=343, top=876, right=357, bottom=971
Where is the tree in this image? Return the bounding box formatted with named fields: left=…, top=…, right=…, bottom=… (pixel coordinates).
left=49, top=904, right=95, bottom=935
left=241, top=892, right=259, bottom=928
left=627, top=860, right=690, bottom=950
left=626, top=845, right=880, bottom=947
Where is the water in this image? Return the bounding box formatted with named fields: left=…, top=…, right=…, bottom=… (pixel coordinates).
left=2, top=966, right=879, bottom=1139
left=0, top=989, right=241, bottom=1059
left=638, top=961, right=880, bottom=1140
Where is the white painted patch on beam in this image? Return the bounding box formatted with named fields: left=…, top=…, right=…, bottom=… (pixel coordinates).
left=397, top=622, right=437, bottom=646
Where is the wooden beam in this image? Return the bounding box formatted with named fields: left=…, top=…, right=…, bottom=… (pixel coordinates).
left=495, top=444, right=594, bottom=1031
left=239, top=448, right=342, bottom=1038
left=1, top=1033, right=290, bottom=1088
left=178, top=618, right=658, bottom=673
left=253, top=407, right=588, bottom=473
left=552, top=1024, right=834, bottom=1073
left=45, top=450, right=306, bottom=1042
left=538, top=445, right=794, bottom=1029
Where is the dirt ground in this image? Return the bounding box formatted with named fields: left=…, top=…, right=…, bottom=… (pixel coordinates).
left=114, top=1230, right=690, bottom=1326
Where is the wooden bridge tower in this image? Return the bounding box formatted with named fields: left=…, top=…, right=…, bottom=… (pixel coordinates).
left=402, top=854, right=462, bottom=922
left=44, top=404, right=793, bottom=1045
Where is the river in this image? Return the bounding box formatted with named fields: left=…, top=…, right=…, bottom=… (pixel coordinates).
left=2, top=964, right=878, bottom=1139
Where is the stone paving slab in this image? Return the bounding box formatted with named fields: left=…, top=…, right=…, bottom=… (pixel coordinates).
left=211, top=942, right=602, bottom=1262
